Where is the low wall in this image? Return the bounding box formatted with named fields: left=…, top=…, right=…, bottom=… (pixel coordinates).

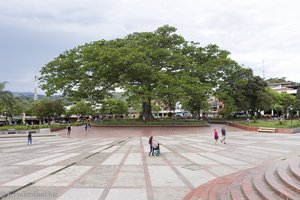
left=228, top=122, right=259, bottom=131
left=211, top=120, right=300, bottom=134
left=50, top=127, right=65, bottom=132
left=0, top=128, right=51, bottom=135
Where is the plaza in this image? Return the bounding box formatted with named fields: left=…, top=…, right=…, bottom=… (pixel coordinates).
left=0, top=125, right=299, bottom=200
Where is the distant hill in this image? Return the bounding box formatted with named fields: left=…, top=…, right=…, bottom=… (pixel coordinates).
left=11, top=92, right=62, bottom=101
left=10, top=91, right=126, bottom=102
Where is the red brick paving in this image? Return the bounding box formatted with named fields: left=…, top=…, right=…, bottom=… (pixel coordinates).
left=60, top=124, right=242, bottom=138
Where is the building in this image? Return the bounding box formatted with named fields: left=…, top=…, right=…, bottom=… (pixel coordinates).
left=268, top=82, right=298, bottom=95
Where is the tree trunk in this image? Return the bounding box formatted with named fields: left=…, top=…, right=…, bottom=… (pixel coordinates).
left=139, top=99, right=154, bottom=120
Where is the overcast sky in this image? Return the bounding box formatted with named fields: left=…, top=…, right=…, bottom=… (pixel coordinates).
left=1, top=0, right=300, bottom=93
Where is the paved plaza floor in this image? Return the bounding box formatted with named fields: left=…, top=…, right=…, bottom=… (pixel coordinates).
left=0, top=125, right=300, bottom=200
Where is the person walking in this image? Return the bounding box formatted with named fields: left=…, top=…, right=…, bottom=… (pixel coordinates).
left=214, top=129, right=219, bottom=144
left=27, top=132, right=32, bottom=145
left=67, top=125, right=71, bottom=135
left=221, top=127, right=227, bottom=144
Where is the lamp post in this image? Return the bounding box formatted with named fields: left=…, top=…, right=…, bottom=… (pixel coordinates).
left=289, top=105, right=293, bottom=128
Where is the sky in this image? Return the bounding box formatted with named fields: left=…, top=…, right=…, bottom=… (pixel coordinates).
left=1, top=0, right=300, bottom=93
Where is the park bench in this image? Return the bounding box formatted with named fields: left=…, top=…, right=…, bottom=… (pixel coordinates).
left=258, top=127, right=276, bottom=133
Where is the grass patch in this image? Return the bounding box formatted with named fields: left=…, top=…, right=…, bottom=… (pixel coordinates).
left=93, top=119, right=208, bottom=126
left=239, top=119, right=300, bottom=128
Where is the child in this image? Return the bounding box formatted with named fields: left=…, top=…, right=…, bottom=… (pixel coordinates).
left=214, top=129, right=219, bottom=144
left=155, top=143, right=160, bottom=156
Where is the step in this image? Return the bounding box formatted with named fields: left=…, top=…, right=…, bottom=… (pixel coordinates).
left=218, top=181, right=232, bottom=200
left=241, top=175, right=261, bottom=200
left=264, top=165, right=299, bottom=200
left=208, top=184, right=220, bottom=200
left=290, top=159, right=300, bottom=182
left=252, top=169, right=281, bottom=200
left=277, top=163, right=300, bottom=194
left=229, top=173, right=247, bottom=200
left=184, top=182, right=212, bottom=200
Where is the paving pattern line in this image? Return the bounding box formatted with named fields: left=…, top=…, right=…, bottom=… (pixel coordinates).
left=0, top=137, right=131, bottom=200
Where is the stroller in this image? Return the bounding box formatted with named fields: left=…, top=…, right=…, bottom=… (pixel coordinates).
left=154, top=143, right=160, bottom=156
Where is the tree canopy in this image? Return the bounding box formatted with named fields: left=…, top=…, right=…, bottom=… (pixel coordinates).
left=39, top=25, right=270, bottom=119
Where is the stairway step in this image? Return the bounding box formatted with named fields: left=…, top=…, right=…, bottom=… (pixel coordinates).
left=230, top=173, right=247, bottom=200
left=290, top=159, right=300, bottom=182
left=241, top=175, right=261, bottom=200
left=218, top=180, right=233, bottom=200
left=252, top=169, right=281, bottom=200
left=277, top=163, right=300, bottom=194
left=208, top=184, right=220, bottom=200
left=265, top=166, right=299, bottom=200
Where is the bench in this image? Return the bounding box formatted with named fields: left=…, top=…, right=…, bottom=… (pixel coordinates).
left=258, top=127, right=276, bottom=133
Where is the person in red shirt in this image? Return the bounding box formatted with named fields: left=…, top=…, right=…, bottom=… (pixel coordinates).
left=214, top=129, right=219, bottom=144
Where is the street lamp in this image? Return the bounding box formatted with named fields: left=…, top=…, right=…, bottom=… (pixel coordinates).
left=289, top=105, right=293, bottom=128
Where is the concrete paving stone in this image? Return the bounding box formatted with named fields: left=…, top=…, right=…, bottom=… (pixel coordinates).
left=101, top=153, right=125, bottom=165
left=163, top=154, right=194, bottom=166
left=245, top=145, right=290, bottom=153
left=3, top=145, right=49, bottom=153
left=9, top=187, right=63, bottom=200
left=57, top=188, right=103, bottom=200
left=148, top=166, right=186, bottom=187
left=34, top=166, right=92, bottom=186
left=106, top=188, right=147, bottom=200
left=123, top=153, right=143, bottom=165
left=36, top=153, right=80, bottom=165
left=89, top=146, right=110, bottom=153
left=188, top=144, right=219, bottom=152
left=15, top=153, right=65, bottom=165
left=113, top=166, right=145, bottom=187
left=175, top=166, right=216, bottom=187
left=0, top=165, right=44, bottom=184
left=182, top=138, right=207, bottom=143
left=198, top=152, right=249, bottom=165
left=217, top=151, right=261, bottom=164
left=152, top=187, right=191, bottom=200
left=1, top=125, right=300, bottom=200
left=115, top=145, right=131, bottom=153
left=101, top=146, right=120, bottom=153
left=73, top=166, right=118, bottom=187
left=267, top=140, right=300, bottom=145
left=207, top=165, right=239, bottom=177
left=237, top=147, right=283, bottom=156
left=3, top=166, right=63, bottom=186
left=146, top=155, right=167, bottom=165
left=180, top=153, right=218, bottom=165
left=231, top=148, right=281, bottom=161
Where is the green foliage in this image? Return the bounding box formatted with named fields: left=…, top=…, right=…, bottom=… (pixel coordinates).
left=216, top=67, right=271, bottom=116
left=265, top=77, right=288, bottom=83
left=39, top=25, right=237, bottom=120
left=31, top=98, right=65, bottom=121
left=93, top=119, right=207, bottom=126
left=0, top=82, right=29, bottom=120
left=68, top=101, right=95, bottom=117
left=100, top=98, right=128, bottom=116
